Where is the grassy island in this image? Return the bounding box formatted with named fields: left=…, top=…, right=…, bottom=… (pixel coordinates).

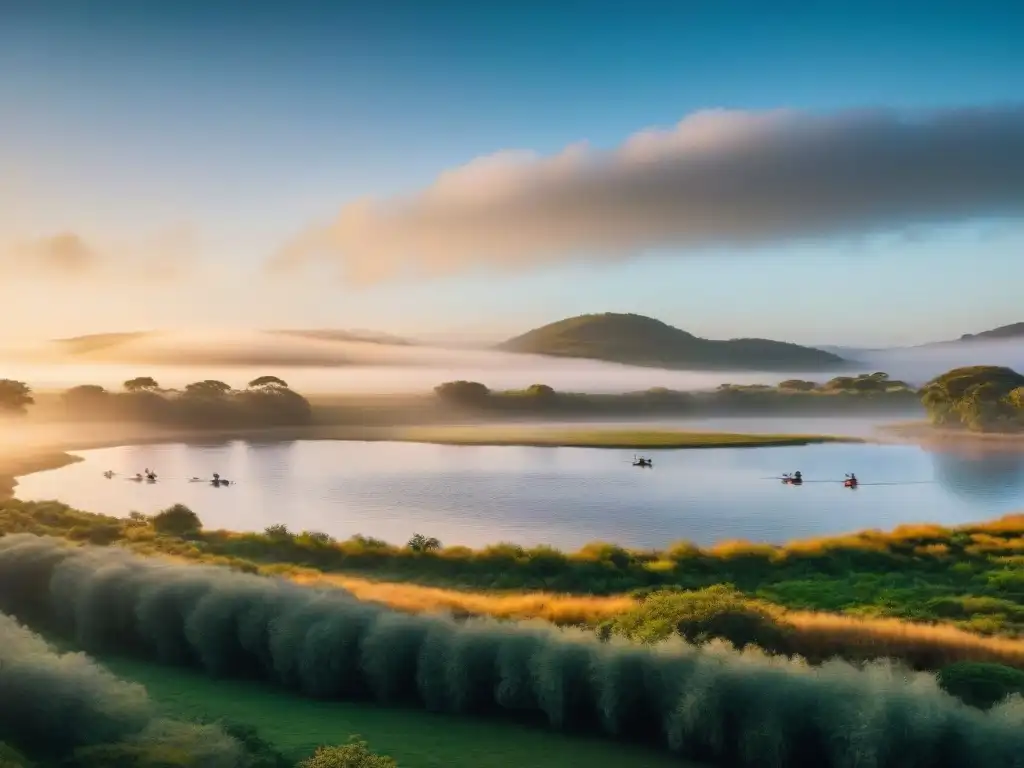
left=380, top=426, right=860, bottom=449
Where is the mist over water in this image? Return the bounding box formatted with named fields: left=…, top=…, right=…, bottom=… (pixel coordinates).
left=3, top=330, right=1022, bottom=394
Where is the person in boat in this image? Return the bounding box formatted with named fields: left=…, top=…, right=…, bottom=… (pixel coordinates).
left=793, top=471, right=802, bottom=482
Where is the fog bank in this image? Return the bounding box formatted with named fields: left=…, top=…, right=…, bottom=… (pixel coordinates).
left=2, top=330, right=1022, bottom=394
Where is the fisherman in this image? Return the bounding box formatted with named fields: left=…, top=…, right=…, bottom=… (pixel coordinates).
left=793, top=471, right=802, bottom=482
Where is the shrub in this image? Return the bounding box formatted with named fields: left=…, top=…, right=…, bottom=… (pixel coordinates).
left=4, top=536, right=1021, bottom=768
left=0, top=609, right=243, bottom=765
left=937, top=661, right=1024, bottom=710
left=151, top=505, right=202, bottom=536
left=297, top=738, right=397, bottom=768
left=609, top=585, right=792, bottom=652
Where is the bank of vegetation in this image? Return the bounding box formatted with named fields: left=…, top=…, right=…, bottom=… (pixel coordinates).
left=383, top=426, right=857, bottom=449
left=0, top=607, right=401, bottom=768
left=919, top=366, right=1024, bottom=433
left=8, top=499, right=1024, bottom=672
left=2, top=533, right=1023, bottom=768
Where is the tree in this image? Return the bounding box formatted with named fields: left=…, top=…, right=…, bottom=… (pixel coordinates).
left=921, top=366, right=1024, bottom=432
left=433, top=380, right=490, bottom=406
left=151, top=504, right=202, bottom=536
left=937, top=661, right=1024, bottom=710
left=123, top=376, right=160, bottom=393
left=297, top=739, right=396, bottom=768
left=1007, top=387, right=1024, bottom=412
left=407, top=533, right=441, bottom=552
left=62, top=384, right=110, bottom=413
left=183, top=380, right=232, bottom=398
left=524, top=383, right=556, bottom=400
left=0, top=380, right=34, bottom=415
left=248, top=375, right=289, bottom=390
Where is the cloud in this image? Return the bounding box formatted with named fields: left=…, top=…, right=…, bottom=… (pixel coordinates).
left=273, top=105, right=1024, bottom=284
left=1, top=226, right=200, bottom=281
left=4, top=232, right=101, bottom=276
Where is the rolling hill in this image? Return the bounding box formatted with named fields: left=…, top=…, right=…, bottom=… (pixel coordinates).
left=496, top=313, right=851, bottom=371
left=956, top=321, right=1024, bottom=343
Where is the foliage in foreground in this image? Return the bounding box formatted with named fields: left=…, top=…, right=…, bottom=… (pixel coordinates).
left=1, top=536, right=1024, bottom=767
left=9, top=497, right=1024, bottom=638
left=297, top=740, right=397, bottom=768
left=0, top=600, right=397, bottom=767
left=0, top=609, right=245, bottom=767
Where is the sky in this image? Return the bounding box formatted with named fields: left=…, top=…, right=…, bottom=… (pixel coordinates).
left=2, top=0, right=1024, bottom=347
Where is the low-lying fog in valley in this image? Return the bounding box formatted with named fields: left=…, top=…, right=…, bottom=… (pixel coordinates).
left=1, top=329, right=1023, bottom=394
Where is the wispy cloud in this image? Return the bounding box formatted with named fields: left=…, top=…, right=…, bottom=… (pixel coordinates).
left=273, top=105, right=1024, bottom=284
left=0, top=226, right=200, bottom=281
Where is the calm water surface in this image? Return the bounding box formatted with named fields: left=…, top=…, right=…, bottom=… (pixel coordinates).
left=16, top=434, right=1024, bottom=550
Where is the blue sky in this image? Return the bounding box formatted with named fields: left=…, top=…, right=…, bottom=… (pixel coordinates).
left=2, top=1, right=1023, bottom=346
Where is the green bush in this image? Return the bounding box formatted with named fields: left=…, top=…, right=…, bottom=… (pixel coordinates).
left=297, top=739, right=397, bottom=768
left=2, top=535, right=1022, bottom=768
left=0, top=609, right=244, bottom=765
left=608, top=585, right=792, bottom=652
left=937, top=661, right=1024, bottom=710
left=151, top=505, right=203, bottom=536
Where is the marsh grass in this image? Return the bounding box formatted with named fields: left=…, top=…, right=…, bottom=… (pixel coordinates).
left=388, top=426, right=859, bottom=449
left=1, top=535, right=1024, bottom=768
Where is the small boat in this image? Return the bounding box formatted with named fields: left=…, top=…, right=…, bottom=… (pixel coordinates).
left=632, top=456, right=653, bottom=468
left=103, top=471, right=115, bottom=479
left=844, top=474, right=859, bottom=489
left=782, top=472, right=803, bottom=485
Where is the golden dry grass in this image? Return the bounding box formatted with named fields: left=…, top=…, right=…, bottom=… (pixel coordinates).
left=289, top=571, right=1024, bottom=669
left=290, top=571, right=635, bottom=625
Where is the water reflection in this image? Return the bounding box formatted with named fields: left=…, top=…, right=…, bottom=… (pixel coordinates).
left=14, top=439, right=1024, bottom=550
left=929, top=446, right=1024, bottom=507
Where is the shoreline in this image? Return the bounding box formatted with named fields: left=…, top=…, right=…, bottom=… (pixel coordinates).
left=0, top=423, right=862, bottom=500
left=880, top=421, right=1024, bottom=450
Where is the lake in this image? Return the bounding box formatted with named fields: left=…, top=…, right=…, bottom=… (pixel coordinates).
left=14, top=436, right=1024, bottom=550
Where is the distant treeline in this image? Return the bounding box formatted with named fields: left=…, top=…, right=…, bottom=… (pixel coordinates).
left=1, top=375, right=313, bottom=428
left=2, top=534, right=1023, bottom=768
left=432, top=371, right=922, bottom=416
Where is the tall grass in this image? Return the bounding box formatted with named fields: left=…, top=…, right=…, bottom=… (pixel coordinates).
left=301, top=572, right=1024, bottom=670
left=1, top=535, right=1023, bottom=768
left=0, top=608, right=244, bottom=766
